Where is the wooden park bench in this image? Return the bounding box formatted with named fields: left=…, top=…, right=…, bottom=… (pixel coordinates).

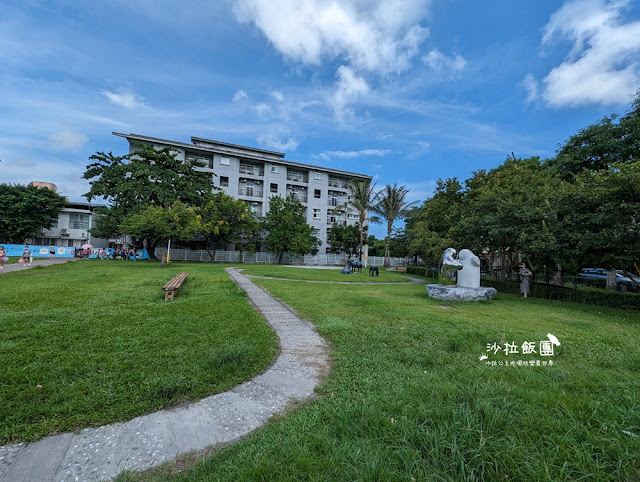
left=163, top=272, right=189, bottom=301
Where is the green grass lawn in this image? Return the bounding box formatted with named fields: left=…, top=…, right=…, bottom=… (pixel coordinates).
left=126, top=276, right=640, bottom=481
left=0, top=261, right=279, bottom=444
left=238, top=264, right=415, bottom=282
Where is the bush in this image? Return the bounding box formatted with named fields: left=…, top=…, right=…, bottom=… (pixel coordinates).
left=406, top=266, right=427, bottom=276
left=481, top=279, right=640, bottom=311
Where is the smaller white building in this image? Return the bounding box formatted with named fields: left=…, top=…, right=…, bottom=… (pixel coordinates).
left=28, top=182, right=109, bottom=248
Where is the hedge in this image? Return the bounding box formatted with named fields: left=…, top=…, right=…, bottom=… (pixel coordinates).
left=481, top=279, right=640, bottom=311
left=406, top=266, right=439, bottom=278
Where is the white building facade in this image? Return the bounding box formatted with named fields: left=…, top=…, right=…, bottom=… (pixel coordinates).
left=30, top=200, right=109, bottom=248
left=114, top=133, right=372, bottom=253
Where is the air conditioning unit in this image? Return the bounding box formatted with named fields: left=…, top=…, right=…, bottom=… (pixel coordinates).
left=252, top=202, right=259, bottom=206
left=61, top=229, right=69, bottom=234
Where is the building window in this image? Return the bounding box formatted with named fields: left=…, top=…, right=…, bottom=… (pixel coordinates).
left=270, top=183, right=278, bottom=193
left=220, top=157, right=230, bottom=166
left=314, top=189, right=321, bottom=199
left=287, top=168, right=308, bottom=183
left=220, top=176, right=229, bottom=187
left=185, top=151, right=214, bottom=169
left=50, top=218, right=58, bottom=228
left=314, top=172, right=322, bottom=180
left=240, top=161, right=264, bottom=176
left=313, top=209, right=321, bottom=219
left=271, top=165, right=280, bottom=173
left=328, top=176, right=348, bottom=188
left=68, top=214, right=89, bottom=230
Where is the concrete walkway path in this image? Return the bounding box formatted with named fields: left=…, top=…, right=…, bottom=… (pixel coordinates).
left=0, top=267, right=329, bottom=481
left=0, top=257, right=79, bottom=274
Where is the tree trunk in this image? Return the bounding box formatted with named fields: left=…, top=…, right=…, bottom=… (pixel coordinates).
left=278, top=252, right=284, bottom=264
left=606, top=268, right=617, bottom=290
left=146, top=238, right=160, bottom=261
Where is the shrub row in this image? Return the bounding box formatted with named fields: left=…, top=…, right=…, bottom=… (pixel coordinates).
left=406, top=266, right=439, bottom=278
left=481, top=279, right=640, bottom=311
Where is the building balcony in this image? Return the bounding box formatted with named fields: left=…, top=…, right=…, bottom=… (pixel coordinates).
left=328, top=179, right=348, bottom=189
left=239, top=167, right=264, bottom=176
left=286, top=174, right=308, bottom=183
left=328, top=200, right=347, bottom=207
left=238, top=188, right=263, bottom=197
left=287, top=193, right=307, bottom=202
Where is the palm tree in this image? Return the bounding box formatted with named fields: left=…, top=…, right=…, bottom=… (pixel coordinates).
left=347, top=180, right=378, bottom=261
left=372, top=184, right=415, bottom=267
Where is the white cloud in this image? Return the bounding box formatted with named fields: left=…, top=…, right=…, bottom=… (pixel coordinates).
left=233, top=0, right=431, bottom=120
left=270, top=90, right=285, bottom=102
left=422, top=49, right=466, bottom=75
left=101, top=87, right=147, bottom=109
left=258, top=126, right=299, bottom=151
left=522, top=73, right=539, bottom=104
left=233, top=0, right=429, bottom=74
left=332, top=65, right=370, bottom=121
left=313, top=148, right=391, bottom=161
left=233, top=90, right=248, bottom=102
left=49, top=128, right=89, bottom=151
left=255, top=102, right=272, bottom=117
left=537, top=0, right=640, bottom=107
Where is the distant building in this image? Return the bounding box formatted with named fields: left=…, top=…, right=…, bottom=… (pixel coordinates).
left=27, top=182, right=109, bottom=248
left=114, top=133, right=372, bottom=253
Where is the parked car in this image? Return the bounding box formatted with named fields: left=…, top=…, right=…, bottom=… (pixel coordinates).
left=578, top=268, right=640, bottom=287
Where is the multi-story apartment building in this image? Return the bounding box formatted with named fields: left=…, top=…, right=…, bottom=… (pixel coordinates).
left=114, top=133, right=372, bottom=253
left=27, top=182, right=109, bottom=248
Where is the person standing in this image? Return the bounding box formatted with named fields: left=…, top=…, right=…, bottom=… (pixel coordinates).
left=22, top=245, right=32, bottom=267
left=0, top=246, right=6, bottom=270
left=519, top=262, right=533, bottom=298
left=49, top=245, right=56, bottom=259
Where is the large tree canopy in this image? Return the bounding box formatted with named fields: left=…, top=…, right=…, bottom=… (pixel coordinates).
left=327, top=222, right=365, bottom=258
left=83, top=145, right=216, bottom=256
left=197, top=191, right=261, bottom=259
left=262, top=194, right=319, bottom=263
left=548, top=89, right=640, bottom=179
left=0, top=183, right=67, bottom=244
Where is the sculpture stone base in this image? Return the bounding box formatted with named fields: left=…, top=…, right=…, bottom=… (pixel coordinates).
left=427, top=284, right=497, bottom=302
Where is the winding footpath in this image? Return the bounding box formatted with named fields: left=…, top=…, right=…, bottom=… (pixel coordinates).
left=0, top=268, right=329, bottom=481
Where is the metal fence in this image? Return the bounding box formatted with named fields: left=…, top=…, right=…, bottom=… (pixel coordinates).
left=157, top=248, right=405, bottom=266
left=481, top=266, right=578, bottom=289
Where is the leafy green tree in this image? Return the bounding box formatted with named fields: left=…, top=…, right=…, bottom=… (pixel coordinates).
left=372, top=184, right=415, bottom=267
left=346, top=180, right=378, bottom=261
left=454, top=157, right=561, bottom=278
left=365, top=235, right=387, bottom=258
left=83, top=146, right=216, bottom=257
left=556, top=161, right=640, bottom=289
left=262, top=194, right=319, bottom=263
left=0, top=183, right=67, bottom=244
left=389, top=227, right=410, bottom=258
left=197, top=192, right=261, bottom=261
left=548, top=89, right=640, bottom=180
left=406, top=178, right=464, bottom=266
left=119, top=201, right=201, bottom=257
left=327, top=222, right=365, bottom=258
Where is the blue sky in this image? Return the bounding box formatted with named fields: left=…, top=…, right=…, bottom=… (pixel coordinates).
left=2, top=0, right=640, bottom=238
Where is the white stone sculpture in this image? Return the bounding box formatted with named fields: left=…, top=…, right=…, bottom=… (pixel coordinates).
left=456, top=249, right=480, bottom=288
left=427, top=247, right=496, bottom=302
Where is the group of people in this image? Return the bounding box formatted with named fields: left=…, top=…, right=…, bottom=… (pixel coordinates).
left=98, top=247, right=139, bottom=261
